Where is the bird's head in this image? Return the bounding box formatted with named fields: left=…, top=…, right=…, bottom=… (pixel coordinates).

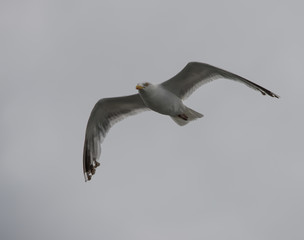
left=136, top=82, right=152, bottom=91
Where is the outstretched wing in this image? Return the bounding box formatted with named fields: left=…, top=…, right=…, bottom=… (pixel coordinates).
left=83, top=94, right=147, bottom=181
left=161, top=62, right=279, bottom=100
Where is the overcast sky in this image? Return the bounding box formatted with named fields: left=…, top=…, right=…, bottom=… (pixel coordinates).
left=1, top=0, right=304, bottom=239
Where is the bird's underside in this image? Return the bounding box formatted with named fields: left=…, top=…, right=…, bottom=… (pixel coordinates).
left=83, top=62, right=279, bottom=181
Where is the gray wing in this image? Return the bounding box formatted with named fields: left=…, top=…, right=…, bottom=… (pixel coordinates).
left=83, top=94, right=148, bottom=181
left=161, top=62, right=279, bottom=100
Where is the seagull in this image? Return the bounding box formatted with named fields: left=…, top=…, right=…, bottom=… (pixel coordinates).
left=83, top=62, right=279, bottom=181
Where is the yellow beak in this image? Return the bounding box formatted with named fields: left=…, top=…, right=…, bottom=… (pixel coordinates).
left=136, top=85, right=144, bottom=90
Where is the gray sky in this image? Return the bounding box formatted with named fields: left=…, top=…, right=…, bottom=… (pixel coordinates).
left=1, top=0, right=303, bottom=239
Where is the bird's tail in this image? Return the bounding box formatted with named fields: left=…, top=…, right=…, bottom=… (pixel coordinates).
left=170, top=107, right=203, bottom=126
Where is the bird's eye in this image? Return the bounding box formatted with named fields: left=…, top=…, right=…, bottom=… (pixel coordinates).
left=143, top=83, right=150, bottom=87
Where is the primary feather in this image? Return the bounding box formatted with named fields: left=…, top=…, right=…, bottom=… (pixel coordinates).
left=83, top=62, right=279, bottom=181
left=83, top=94, right=147, bottom=181
left=161, top=62, right=279, bottom=99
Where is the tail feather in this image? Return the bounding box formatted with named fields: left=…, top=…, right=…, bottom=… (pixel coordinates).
left=171, top=116, right=189, bottom=126
left=171, top=107, right=203, bottom=126
left=186, top=107, right=204, bottom=119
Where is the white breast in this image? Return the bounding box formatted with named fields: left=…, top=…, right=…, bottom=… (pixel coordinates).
left=139, top=84, right=184, bottom=116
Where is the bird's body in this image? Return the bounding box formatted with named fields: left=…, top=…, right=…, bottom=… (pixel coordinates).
left=138, top=84, right=185, bottom=116
left=83, top=62, right=279, bottom=181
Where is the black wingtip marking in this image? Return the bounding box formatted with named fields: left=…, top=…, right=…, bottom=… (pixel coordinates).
left=260, top=89, right=280, bottom=98
left=83, top=139, right=101, bottom=182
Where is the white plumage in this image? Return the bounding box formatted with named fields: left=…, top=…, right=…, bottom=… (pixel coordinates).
left=83, top=62, right=279, bottom=181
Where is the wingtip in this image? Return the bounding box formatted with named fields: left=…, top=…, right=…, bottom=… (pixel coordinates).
left=83, top=160, right=100, bottom=182
left=84, top=172, right=91, bottom=182
left=271, top=92, right=280, bottom=98
left=261, top=90, right=280, bottom=99
left=84, top=168, right=95, bottom=182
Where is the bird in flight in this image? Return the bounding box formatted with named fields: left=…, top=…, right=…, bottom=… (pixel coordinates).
left=83, top=62, right=279, bottom=181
